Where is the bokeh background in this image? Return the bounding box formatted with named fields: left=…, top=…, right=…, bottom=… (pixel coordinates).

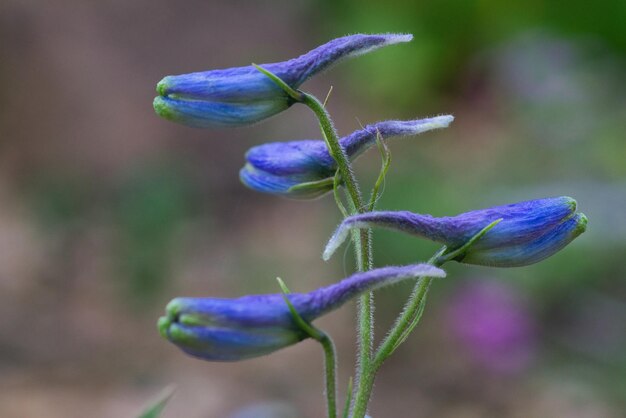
left=1, top=0, right=625, bottom=417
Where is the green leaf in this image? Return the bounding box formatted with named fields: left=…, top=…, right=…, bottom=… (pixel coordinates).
left=136, top=386, right=175, bottom=418
left=368, top=129, right=392, bottom=211
left=276, top=278, right=324, bottom=340
left=389, top=290, right=428, bottom=355
left=342, top=377, right=353, bottom=418
left=287, top=177, right=335, bottom=196
left=436, top=218, right=503, bottom=264
left=252, top=63, right=304, bottom=101
left=332, top=170, right=349, bottom=217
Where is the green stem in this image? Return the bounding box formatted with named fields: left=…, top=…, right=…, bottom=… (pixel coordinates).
left=255, top=65, right=375, bottom=417
left=350, top=231, right=373, bottom=417
left=354, top=220, right=503, bottom=409
left=277, top=278, right=337, bottom=418
left=367, top=132, right=391, bottom=212
left=348, top=251, right=445, bottom=417
left=374, top=251, right=444, bottom=366
left=299, top=92, right=374, bottom=417
left=320, top=333, right=338, bottom=418
left=258, top=62, right=499, bottom=415
left=300, top=93, right=363, bottom=212
left=342, top=377, right=353, bottom=418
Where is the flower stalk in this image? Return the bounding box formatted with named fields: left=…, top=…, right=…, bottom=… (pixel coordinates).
left=154, top=33, right=586, bottom=418
left=277, top=277, right=337, bottom=418
left=255, top=64, right=378, bottom=416
left=298, top=91, right=375, bottom=416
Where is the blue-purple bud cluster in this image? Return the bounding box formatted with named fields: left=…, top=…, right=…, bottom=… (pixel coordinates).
left=240, top=116, right=453, bottom=198
left=153, top=33, right=587, bottom=368
left=324, top=197, right=587, bottom=267
left=153, top=34, right=412, bottom=128
left=158, top=264, right=444, bottom=361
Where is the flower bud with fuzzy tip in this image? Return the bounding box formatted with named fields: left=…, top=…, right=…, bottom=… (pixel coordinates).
left=324, top=197, right=587, bottom=267
left=240, top=116, right=453, bottom=198
left=158, top=264, right=445, bottom=361
left=153, top=34, right=413, bottom=128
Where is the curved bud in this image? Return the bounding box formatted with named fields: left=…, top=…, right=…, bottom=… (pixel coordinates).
left=324, top=197, right=586, bottom=267
left=154, top=34, right=412, bottom=128
left=158, top=264, right=445, bottom=361
left=240, top=116, right=453, bottom=199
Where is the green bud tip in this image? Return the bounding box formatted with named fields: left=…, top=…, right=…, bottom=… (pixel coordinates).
left=158, top=316, right=171, bottom=339
left=153, top=97, right=177, bottom=122
left=576, top=213, right=588, bottom=233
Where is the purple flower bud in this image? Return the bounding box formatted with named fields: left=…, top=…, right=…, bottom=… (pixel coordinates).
left=158, top=264, right=445, bottom=361
left=153, top=34, right=412, bottom=128
left=240, top=116, right=453, bottom=198
left=324, top=197, right=587, bottom=267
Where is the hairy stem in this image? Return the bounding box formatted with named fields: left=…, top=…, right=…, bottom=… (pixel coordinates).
left=375, top=252, right=444, bottom=366
left=300, top=92, right=374, bottom=418
left=348, top=251, right=445, bottom=415
left=353, top=221, right=502, bottom=407
left=256, top=66, right=376, bottom=417
left=320, top=332, right=338, bottom=418
left=300, top=93, right=363, bottom=211
left=278, top=277, right=338, bottom=418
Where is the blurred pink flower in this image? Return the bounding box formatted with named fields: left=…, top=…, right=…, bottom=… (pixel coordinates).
left=447, top=279, right=537, bottom=374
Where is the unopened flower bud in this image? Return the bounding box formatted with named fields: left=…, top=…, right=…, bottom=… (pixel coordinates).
left=158, top=264, right=445, bottom=361
left=240, top=116, right=453, bottom=198
left=154, top=34, right=412, bottom=128
left=324, top=197, right=586, bottom=267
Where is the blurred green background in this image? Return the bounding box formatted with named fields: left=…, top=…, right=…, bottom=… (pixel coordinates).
left=0, top=0, right=625, bottom=417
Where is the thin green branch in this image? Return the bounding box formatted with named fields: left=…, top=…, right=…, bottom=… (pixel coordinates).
left=388, top=283, right=428, bottom=355
left=367, top=130, right=391, bottom=211
left=323, top=85, right=334, bottom=108
left=332, top=170, right=349, bottom=218
left=297, top=91, right=374, bottom=417
left=254, top=65, right=375, bottom=418
left=277, top=278, right=337, bottom=418
left=352, top=219, right=504, bottom=412
left=136, top=386, right=175, bottom=418
left=342, top=377, right=353, bottom=418
left=299, top=92, right=364, bottom=213
left=375, top=219, right=504, bottom=366
left=373, top=250, right=444, bottom=367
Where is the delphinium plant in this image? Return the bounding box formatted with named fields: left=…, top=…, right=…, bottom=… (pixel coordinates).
left=152, top=34, right=587, bottom=417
